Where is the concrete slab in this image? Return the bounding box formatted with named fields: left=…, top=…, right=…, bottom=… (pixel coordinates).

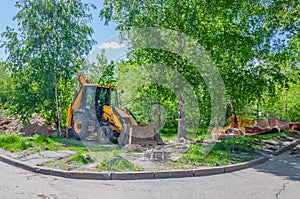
left=20, top=150, right=76, bottom=165
left=275, top=139, right=300, bottom=155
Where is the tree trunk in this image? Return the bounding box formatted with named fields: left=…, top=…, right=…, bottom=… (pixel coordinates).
left=55, top=78, right=62, bottom=134
left=59, top=78, right=68, bottom=137
left=231, top=102, right=239, bottom=129
left=175, top=0, right=186, bottom=140
left=177, top=91, right=187, bottom=139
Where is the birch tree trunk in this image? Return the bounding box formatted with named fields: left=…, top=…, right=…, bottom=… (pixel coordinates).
left=177, top=91, right=187, bottom=139
left=55, top=78, right=62, bottom=134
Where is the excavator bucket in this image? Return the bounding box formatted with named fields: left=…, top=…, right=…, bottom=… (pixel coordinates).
left=118, top=124, right=164, bottom=146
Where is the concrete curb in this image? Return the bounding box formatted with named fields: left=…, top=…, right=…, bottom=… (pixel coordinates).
left=0, top=154, right=269, bottom=180
left=273, top=139, right=300, bottom=156
left=155, top=170, right=194, bottom=179
left=193, top=167, right=225, bottom=176
left=111, top=171, right=154, bottom=180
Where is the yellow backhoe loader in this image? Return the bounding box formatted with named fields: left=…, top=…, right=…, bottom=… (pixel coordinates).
left=66, top=74, right=163, bottom=146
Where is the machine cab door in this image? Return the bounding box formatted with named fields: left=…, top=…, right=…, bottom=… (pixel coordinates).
left=80, top=85, right=97, bottom=118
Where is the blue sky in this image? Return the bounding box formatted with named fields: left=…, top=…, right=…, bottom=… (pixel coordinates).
left=0, top=0, right=119, bottom=61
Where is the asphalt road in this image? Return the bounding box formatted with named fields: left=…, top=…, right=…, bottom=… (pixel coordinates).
left=0, top=152, right=299, bottom=199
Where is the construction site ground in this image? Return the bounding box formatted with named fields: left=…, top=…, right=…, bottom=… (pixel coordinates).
left=1, top=114, right=300, bottom=172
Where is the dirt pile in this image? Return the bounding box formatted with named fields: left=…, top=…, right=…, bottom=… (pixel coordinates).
left=0, top=114, right=23, bottom=134
left=20, top=114, right=57, bottom=137
left=0, top=114, right=57, bottom=137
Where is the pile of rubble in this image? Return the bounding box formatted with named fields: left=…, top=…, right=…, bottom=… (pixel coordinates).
left=20, top=114, right=57, bottom=137
left=0, top=114, right=57, bottom=137
left=215, top=116, right=300, bottom=140
left=0, top=114, right=23, bottom=134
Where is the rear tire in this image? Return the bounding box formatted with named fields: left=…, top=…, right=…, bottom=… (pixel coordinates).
left=97, top=125, right=114, bottom=144
left=71, top=113, right=90, bottom=140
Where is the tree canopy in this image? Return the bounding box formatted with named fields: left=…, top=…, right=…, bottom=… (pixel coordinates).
left=0, top=0, right=96, bottom=128
left=0, top=0, right=299, bottom=136
left=100, top=0, right=300, bottom=135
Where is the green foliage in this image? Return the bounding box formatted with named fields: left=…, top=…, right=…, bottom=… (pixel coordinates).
left=82, top=50, right=117, bottom=84
left=0, top=62, right=10, bottom=106
left=100, top=0, right=299, bottom=132
left=0, top=0, right=96, bottom=125
left=160, top=126, right=178, bottom=140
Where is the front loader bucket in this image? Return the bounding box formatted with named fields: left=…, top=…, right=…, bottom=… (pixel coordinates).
left=118, top=124, right=164, bottom=146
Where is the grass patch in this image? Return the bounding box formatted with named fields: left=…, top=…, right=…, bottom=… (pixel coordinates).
left=96, top=149, right=143, bottom=172
left=182, top=144, right=254, bottom=167
left=51, top=137, right=119, bottom=152
left=0, top=133, right=61, bottom=152
left=69, top=151, right=94, bottom=164
left=181, top=131, right=298, bottom=167
left=160, top=127, right=177, bottom=140
left=42, top=151, right=95, bottom=170
left=51, top=137, right=85, bottom=147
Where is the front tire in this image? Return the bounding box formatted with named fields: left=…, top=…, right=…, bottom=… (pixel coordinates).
left=97, top=125, right=114, bottom=144
left=71, top=113, right=90, bottom=140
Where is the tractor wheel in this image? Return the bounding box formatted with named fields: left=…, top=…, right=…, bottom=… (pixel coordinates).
left=71, top=113, right=90, bottom=140
left=97, top=125, right=114, bottom=144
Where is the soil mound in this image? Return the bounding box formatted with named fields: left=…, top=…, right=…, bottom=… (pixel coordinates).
left=20, top=114, right=57, bottom=137
left=0, top=114, right=57, bottom=137
left=0, top=114, right=23, bottom=134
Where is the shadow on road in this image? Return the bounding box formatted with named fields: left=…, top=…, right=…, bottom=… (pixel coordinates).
left=254, top=151, right=300, bottom=181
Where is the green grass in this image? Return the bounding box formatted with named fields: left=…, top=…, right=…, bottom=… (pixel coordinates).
left=0, top=133, right=61, bottom=152
left=51, top=137, right=85, bottom=147
left=0, top=133, right=115, bottom=155
left=51, top=137, right=115, bottom=152
left=181, top=131, right=299, bottom=167
left=182, top=144, right=254, bottom=167
left=96, top=149, right=143, bottom=172
left=69, top=151, right=94, bottom=164
left=42, top=150, right=95, bottom=170
left=160, top=126, right=210, bottom=140
left=160, top=127, right=177, bottom=140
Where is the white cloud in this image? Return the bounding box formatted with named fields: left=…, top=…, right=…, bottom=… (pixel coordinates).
left=98, top=42, right=126, bottom=49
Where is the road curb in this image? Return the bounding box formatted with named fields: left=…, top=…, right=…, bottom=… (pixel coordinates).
left=224, top=157, right=269, bottom=173
left=155, top=170, right=194, bottom=179
left=111, top=171, right=154, bottom=180
left=273, top=139, right=300, bottom=156
left=193, top=167, right=225, bottom=176
left=67, top=171, right=110, bottom=180
left=0, top=154, right=269, bottom=180
left=0, top=154, right=37, bottom=172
